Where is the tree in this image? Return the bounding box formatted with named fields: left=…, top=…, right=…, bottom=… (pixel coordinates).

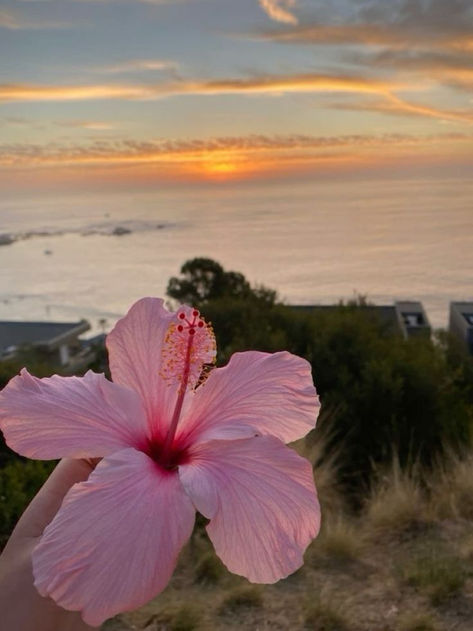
left=167, top=257, right=264, bottom=306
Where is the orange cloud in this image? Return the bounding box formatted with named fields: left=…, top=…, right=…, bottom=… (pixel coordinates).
left=0, top=131, right=471, bottom=192
left=0, top=73, right=398, bottom=106
left=0, top=83, right=156, bottom=102
left=2, top=73, right=471, bottom=125
left=331, top=95, right=473, bottom=125
left=386, top=94, right=473, bottom=124
left=259, top=22, right=473, bottom=50
left=55, top=120, right=116, bottom=130
left=254, top=5, right=473, bottom=97
left=259, top=0, right=298, bottom=25
left=339, top=48, right=473, bottom=94
left=1, top=132, right=470, bottom=170
left=259, top=23, right=411, bottom=47
left=256, top=0, right=473, bottom=52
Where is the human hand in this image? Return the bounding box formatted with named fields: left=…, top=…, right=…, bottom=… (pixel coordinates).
left=0, top=459, right=97, bottom=631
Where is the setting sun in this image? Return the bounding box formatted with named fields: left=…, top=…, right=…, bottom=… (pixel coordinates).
left=200, top=152, right=245, bottom=179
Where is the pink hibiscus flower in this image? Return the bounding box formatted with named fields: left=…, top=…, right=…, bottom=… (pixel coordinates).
left=0, top=298, right=321, bottom=626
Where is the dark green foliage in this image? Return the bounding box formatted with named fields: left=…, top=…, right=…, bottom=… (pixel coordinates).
left=85, top=341, right=111, bottom=379
left=302, top=307, right=472, bottom=489
left=168, top=258, right=473, bottom=493
left=0, top=459, right=55, bottom=548
left=0, top=349, right=56, bottom=390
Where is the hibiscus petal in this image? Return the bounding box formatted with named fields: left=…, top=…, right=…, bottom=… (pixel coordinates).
left=0, top=369, right=148, bottom=459
left=106, top=297, right=179, bottom=437
left=179, top=351, right=320, bottom=444
left=179, top=436, right=320, bottom=583
left=33, top=448, right=195, bottom=627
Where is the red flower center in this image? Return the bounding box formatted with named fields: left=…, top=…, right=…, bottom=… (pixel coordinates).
left=145, top=436, right=190, bottom=470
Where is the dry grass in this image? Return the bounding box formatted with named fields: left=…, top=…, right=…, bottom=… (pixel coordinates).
left=399, top=549, right=466, bottom=605
left=428, top=453, right=473, bottom=520
left=193, top=550, right=225, bottom=585
left=218, top=585, right=264, bottom=614
left=311, top=515, right=363, bottom=563
left=397, top=610, right=437, bottom=631
left=160, top=603, right=204, bottom=631
left=365, top=460, right=431, bottom=536
left=303, top=591, right=349, bottom=630
left=458, top=534, right=473, bottom=563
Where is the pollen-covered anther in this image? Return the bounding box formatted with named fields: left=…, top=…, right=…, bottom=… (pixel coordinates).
left=160, top=307, right=216, bottom=390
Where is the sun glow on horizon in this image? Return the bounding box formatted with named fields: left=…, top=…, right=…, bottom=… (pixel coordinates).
left=199, top=152, right=249, bottom=179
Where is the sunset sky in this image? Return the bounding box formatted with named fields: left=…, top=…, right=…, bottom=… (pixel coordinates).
left=1, top=0, right=472, bottom=192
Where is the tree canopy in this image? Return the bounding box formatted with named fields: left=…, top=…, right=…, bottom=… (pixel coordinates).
left=166, top=257, right=276, bottom=306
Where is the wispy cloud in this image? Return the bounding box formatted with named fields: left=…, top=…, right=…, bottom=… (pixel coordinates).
left=92, top=59, right=179, bottom=75
left=265, top=0, right=473, bottom=45
left=1, top=131, right=470, bottom=169
left=259, top=21, right=473, bottom=50
left=0, top=8, right=72, bottom=30
left=331, top=95, right=473, bottom=125
left=54, top=119, right=116, bottom=130
left=0, top=73, right=397, bottom=105
left=3, top=72, right=472, bottom=125
left=253, top=1, right=473, bottom=112
left=344, top=48, right=473, bottom=93
left=1, top=116, right=115, bottom=131
left=259, top=0, right=298, bottom=25
left=0, top=83, right=155, bottom=102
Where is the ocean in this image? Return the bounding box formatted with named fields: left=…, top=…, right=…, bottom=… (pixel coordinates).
left=1, top=176, right=472, bottom=334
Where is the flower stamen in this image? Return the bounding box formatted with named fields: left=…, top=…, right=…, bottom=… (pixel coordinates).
left=159, top=307, right=216, bottom=464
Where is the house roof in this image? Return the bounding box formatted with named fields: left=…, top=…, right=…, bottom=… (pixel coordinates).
left=0, top=320, right=90, bottom=353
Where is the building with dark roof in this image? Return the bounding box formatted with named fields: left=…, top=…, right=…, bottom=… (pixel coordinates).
left=394, top=301, right=431, bottom=339
left=449, top=302, right=473, bottom=355
left=0, top=320, right=90, bottom=366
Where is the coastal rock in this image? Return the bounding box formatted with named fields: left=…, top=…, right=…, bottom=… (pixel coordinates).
left=0, top=234, right=14, bottom=246
left=112, top=226, right=132, bottom=236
